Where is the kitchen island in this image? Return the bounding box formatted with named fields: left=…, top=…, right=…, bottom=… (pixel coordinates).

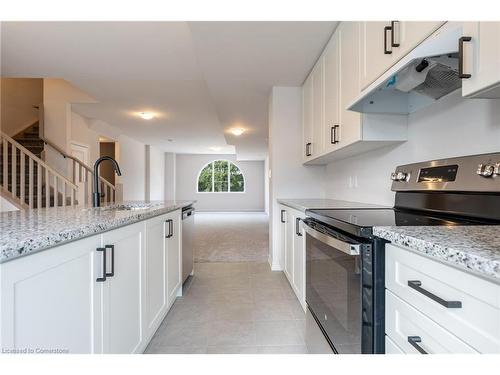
left=0, top=200, right=194, bottom=354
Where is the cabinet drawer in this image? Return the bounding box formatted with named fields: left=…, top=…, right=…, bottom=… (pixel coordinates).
left=385, top=335, right=405, bottom=354
left=386, top=291, right=478, bottom=354
left=386, top=244, right=500, bottom=353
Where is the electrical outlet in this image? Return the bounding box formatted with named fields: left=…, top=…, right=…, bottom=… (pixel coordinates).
left=353, top=175, right=359, bottom=188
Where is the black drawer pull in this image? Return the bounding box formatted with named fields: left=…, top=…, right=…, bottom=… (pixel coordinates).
left=408, top=336, right=428, bottom=354
left=305, top=142, right=312, bottom=157
left=105, top=244, right=115, bottom=277
left=296, top=217, right=302, bottom=237
left=408, top=280, right=462, bottom=308
left=384, top=26, right=393, bottom=54
left=458, top=36, right=472, bottom=79
left=96, top=247, right=106, bottom=282
left=280, top=209, right=286, bottom=223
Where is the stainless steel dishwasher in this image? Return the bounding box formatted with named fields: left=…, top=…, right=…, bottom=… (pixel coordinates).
left=181, top=205, right=195, bottom=283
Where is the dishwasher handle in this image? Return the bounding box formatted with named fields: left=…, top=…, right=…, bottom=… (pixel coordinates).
left=182, top=207, right=195, bottom=220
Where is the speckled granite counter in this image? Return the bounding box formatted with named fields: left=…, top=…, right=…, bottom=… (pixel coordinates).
left=0, top=201, right=194, bottom=263
left=374, top=226, right=500, bottom=282
left=277, top=198, right=388, bottom=212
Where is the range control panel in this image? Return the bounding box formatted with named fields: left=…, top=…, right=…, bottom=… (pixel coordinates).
left=390, top=152, right=500, bottom=192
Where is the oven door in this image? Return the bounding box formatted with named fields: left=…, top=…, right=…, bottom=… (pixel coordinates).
left=304, top=221, right=371, bottom=354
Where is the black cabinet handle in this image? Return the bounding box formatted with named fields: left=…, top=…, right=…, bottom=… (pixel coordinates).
left=280, top=209, right=286, bottom=223
left=459, top=36, right=472, bottom=79
left=296, top=217, right=302, bottom=237
left=306, top=142, right=312, bottom=157
left=408, top=280, right=462, bottom=308
left=408, top=336, right=428, bottom=354
left=391, top=21, right=400, bottom=47
left=384, top=26, right=393, bottom=54
left=105, top=244, right=114, bottom=277
left=96, top=247, right=106, bottom=282
left=334, top=125, right=339, bottom=144
left=165, top=219, right=173, bottom=238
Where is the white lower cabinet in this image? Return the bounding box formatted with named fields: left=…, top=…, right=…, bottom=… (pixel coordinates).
left=0, top=209, right=183, bottom=354
left=166, top=211, right=182, bottom=306
left=385, top=243, right=500, bottom=354
left=0, top=235, right=103, bottom=354
left=279, top=204, right=306, bottom=309
left=101, top=222, right=144, bottom=354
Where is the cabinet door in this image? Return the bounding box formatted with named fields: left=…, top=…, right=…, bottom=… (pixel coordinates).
left=292, top=213, right=306, bottom=306
left=462, top=22, right=500, bottom=98
left=338, top=21, right=362, bottom=147
left=278, top=206, right=288, bottom=276
left=312, top=61, right=325, bottom=157
left=302, top=74, right=314, bottom=161
left=323, top=30, right=340, bottom=154
left=166, top=210, right=182, bottom=306
left=144, top=215, right=168, bottom=336
left=101, top=222, right=144, bottom=354
left=0, top=235, right=103, bottom=354
left=360, top=21, right=443, bottom=90
left=360, top=21, right=396, bottom=90
left=285, top=208, right=295, bottom=284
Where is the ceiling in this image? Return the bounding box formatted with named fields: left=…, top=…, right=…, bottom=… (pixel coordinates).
left=1, top=21, right=337, bottom=160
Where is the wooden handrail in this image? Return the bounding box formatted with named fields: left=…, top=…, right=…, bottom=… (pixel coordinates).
left=1, top=131, right=77, bottom=190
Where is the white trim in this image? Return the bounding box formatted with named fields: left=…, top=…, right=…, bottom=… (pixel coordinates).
left=196, top=159, right=246, bottom=193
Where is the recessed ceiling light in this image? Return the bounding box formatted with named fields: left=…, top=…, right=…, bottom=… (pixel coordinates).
left=230, top=128, right=245, bottom=136
left=138, top=112, right=155, bottom=120
left=210, top=146, right=222, bottom=151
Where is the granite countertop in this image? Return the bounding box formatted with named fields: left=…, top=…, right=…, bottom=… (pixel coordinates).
left=373, top=226, right=500, bottom=282
left=277, top=198, right=388, bottom=213
left=0, top=200, right=195, bottom=263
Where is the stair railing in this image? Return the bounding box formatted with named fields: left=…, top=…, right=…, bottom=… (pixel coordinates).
left=40, top=136, right=116, bottom=205
left=0, top=131, right=78, bottom=209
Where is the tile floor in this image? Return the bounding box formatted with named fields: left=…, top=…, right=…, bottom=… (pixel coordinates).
left=145, top=262, right=308, bottom=354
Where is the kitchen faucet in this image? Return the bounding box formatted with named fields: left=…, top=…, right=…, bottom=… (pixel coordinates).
left=92, top=156, right=122, bottom=207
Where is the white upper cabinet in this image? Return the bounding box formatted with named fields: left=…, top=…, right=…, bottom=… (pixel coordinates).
left=323, top=30, right=340, bottom=154
left=302, top=74, right=314, bottom=162
left=312, top=61, right=325, bottom=157
left=360, top=21, right=444, bottom=90
left=461, top=22, right=500, bottom=98
left=302, top=21, right=407, bottom=165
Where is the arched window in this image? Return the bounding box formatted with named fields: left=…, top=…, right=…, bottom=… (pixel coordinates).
left=197, top=160, right=245, bottom=193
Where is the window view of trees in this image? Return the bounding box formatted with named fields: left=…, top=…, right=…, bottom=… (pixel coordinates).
left=197, top=160, right=245, bottom=192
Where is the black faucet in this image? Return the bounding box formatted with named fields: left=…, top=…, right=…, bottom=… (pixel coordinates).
left=92, top=156, right=122, bottom=207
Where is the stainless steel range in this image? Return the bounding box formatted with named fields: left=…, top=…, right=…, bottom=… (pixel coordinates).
left=303, top=152, right=500, bottom=354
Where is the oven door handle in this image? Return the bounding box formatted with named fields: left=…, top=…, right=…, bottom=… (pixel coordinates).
left=303, top=224, right=361, bottom=256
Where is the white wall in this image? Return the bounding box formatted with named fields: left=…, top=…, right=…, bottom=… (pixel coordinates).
left=325, top=91, right=500, bottom=205
left=164, top=152, right=176, bottom=201
left=145, top=145, right=165, bottom=201
left=1, top=78, right=43, bottom=136
left=176, top=153, right=265, bottom=212
left=70, top=111, right=100, bottom=164
left=117, top=135, right=147, bottom=201
left=0, top=195, right=19, bottom=212
left=268, top=87, right=326, bottom=270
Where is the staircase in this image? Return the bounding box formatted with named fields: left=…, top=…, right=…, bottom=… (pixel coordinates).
left=1, top=122, right=116, bottom=210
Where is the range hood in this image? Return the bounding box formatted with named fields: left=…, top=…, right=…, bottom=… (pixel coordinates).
left=349, top=22, right=464, bottom=115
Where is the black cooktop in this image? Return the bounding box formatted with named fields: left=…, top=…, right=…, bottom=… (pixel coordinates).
left=305, top=208, right=492, bottom=238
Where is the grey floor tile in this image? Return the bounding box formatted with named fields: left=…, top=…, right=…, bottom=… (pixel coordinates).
left=214, top=301, right=254, bottom=321
left=251, top=287, right=287, bottom=302
left=206, top=321, right=256, bottom=346
left=206, top=345, right=260, bottom=354
left=255, top=321, right=304, bottom=346
left=150, top=322, right=209, bottom=347
left=252, top=300, right=295, bottom=321
left=256, top=345, right=308, bottom=354
left=145, top=345, right=208, bottom=354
